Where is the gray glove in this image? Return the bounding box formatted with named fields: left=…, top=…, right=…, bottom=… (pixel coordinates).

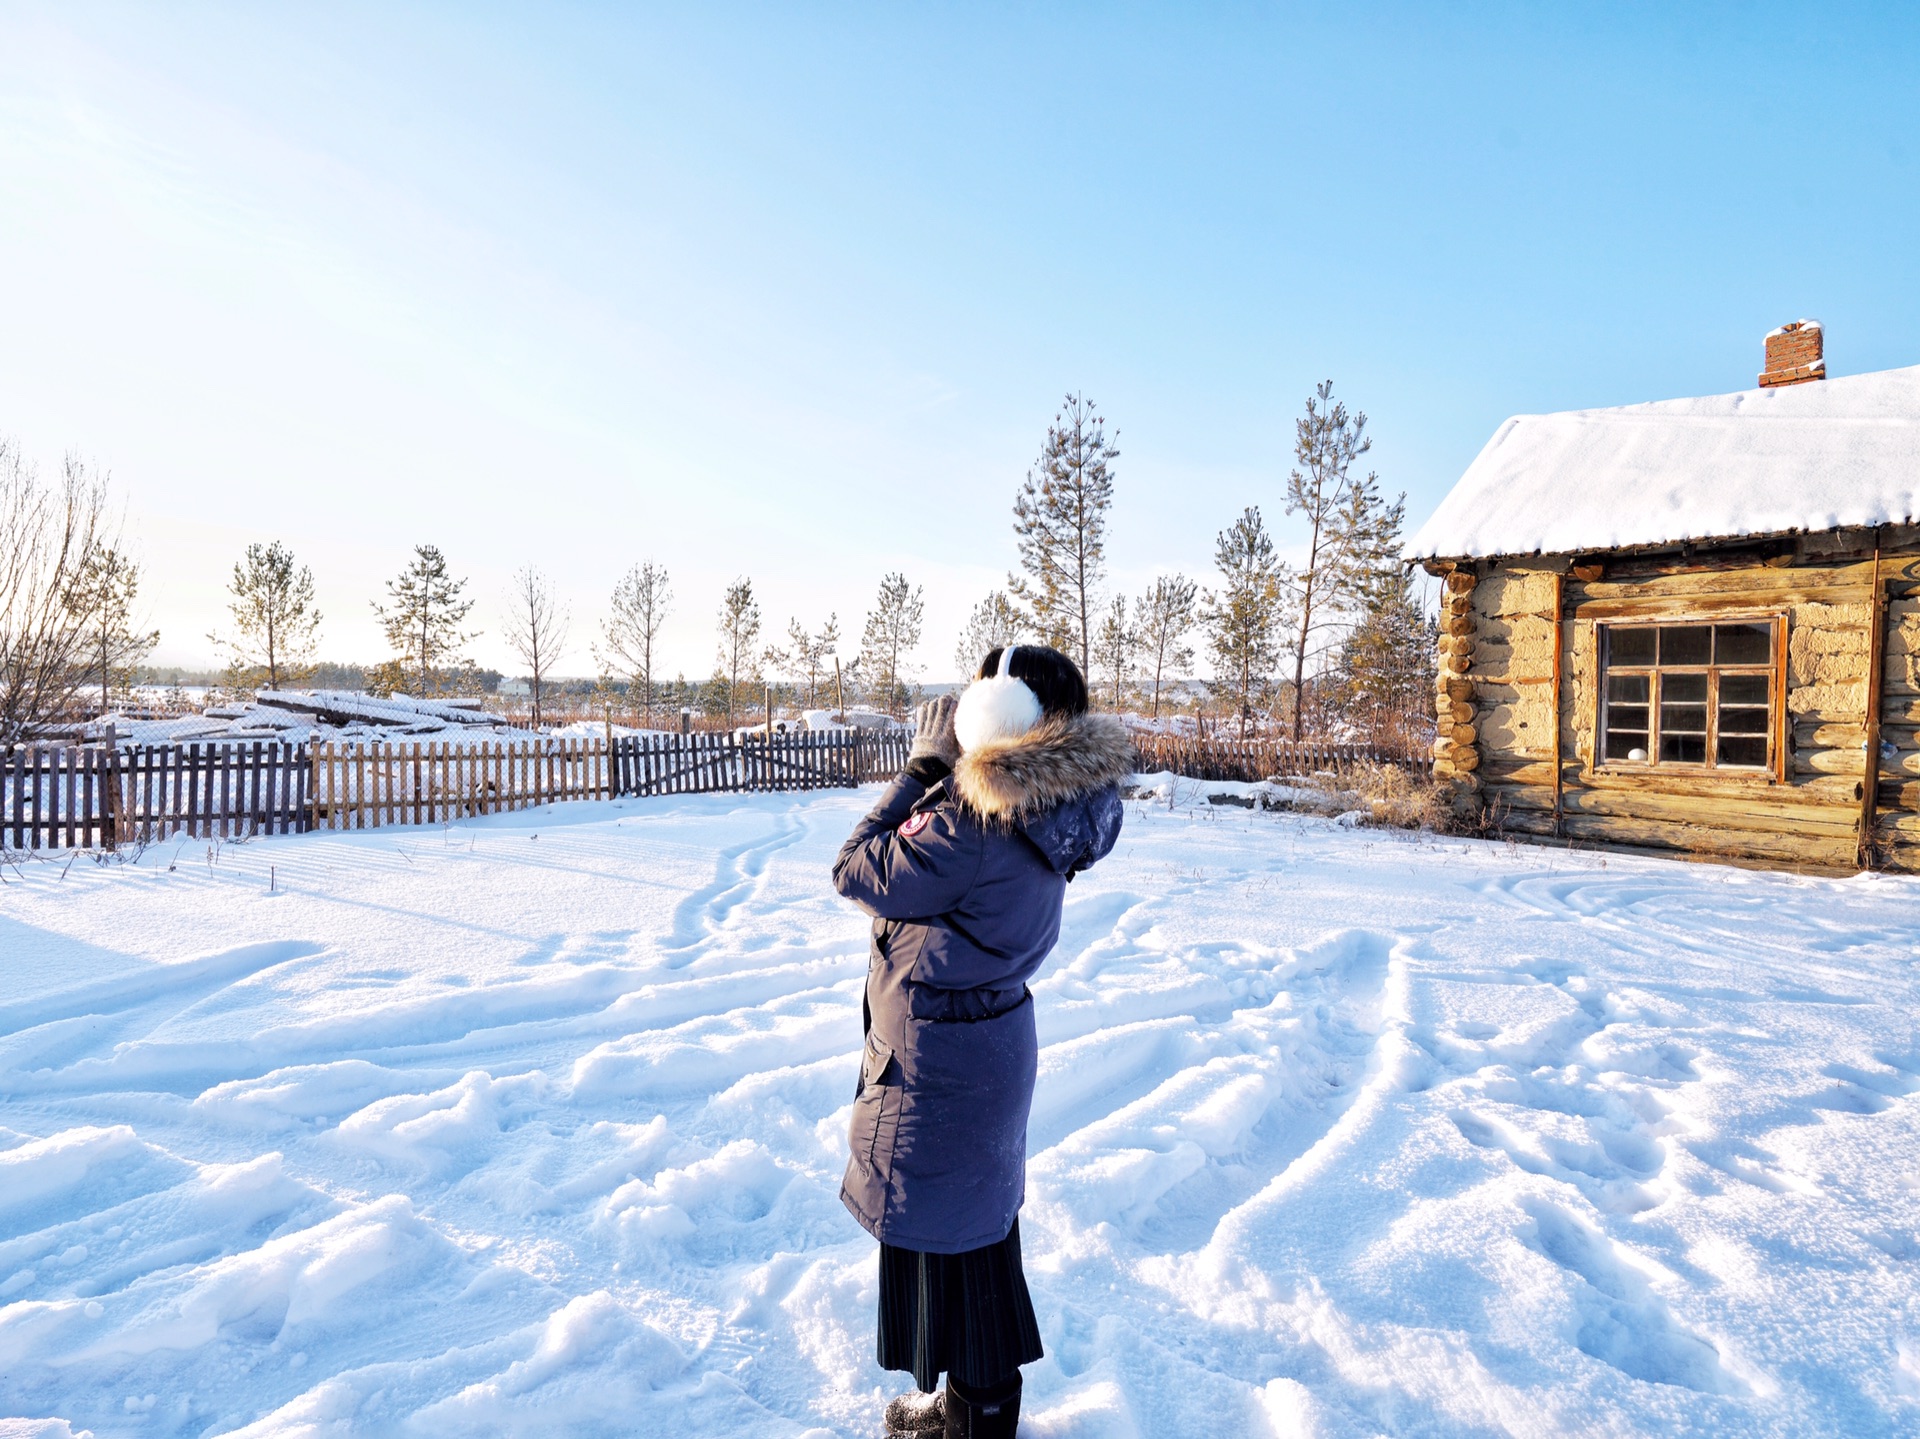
left=908, top=694, right=961, bottom=769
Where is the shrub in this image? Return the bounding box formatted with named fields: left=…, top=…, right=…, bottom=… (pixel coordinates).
left=1325, top=758, right=1444, bottom=830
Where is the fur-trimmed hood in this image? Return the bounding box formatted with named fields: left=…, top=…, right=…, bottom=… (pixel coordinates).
left=952, top=711, right=1134, bottom=822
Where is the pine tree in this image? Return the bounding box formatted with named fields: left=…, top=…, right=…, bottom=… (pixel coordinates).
left=697, top=672, right=732, bottom=724
left=1282, top=381, right=1403, bottom=740
left=1201, top=508, right=1288, bottom=737
left=860, top=572, right=925, bottom=718
left=714, top=577, right=763, bottom=728
left=503, top=566, right=570, bottom=729
left=1328, top=485, right=1429, bottom=747
left=64, top=546, right=157, bottom=713
left=953, top=590, right=1024, bottom=679
left=836, top=654, right=867, bottom=711
left=596, top=561, right=672, bottom=725
left=1009, top=394, right=1117, bottom=674
left=1092, top=594, right=1137, bottom=709
left=210, top=541, right=321, bottom=692
left=774, top=613, right=839, bottom=709
left=1330, top=473, right=1408, bottom=604
left=1132, top=573, right=1198, bottom=719
left=1332, top=565, right=1437, bottom=748
left=373, top=545, right=476, bottom=695
left=810, top=615, right=840, bottom=708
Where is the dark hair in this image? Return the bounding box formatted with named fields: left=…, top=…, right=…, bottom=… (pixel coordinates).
left=976, top=644, right=1088, bottom=717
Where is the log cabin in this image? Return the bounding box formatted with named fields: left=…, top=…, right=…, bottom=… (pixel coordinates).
left=1408, top=323, right=1920, bottom=871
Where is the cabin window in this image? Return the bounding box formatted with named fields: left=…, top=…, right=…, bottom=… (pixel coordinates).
left=1598, top=619, right=1780, bottom=771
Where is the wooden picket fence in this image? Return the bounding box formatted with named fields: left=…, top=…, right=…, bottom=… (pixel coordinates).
left=2, top=726, right=1414, bottom=851
left=1129, top=731, right=1414, bottom=783
left=607, top=730, right=904, bottom=797
left=2, top=745, right=124, bottom=850
left=1, top=730, right=912, bottom=850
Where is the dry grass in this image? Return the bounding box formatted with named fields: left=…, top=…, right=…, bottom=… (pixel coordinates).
left=1321, top=758, right=1447, bottom=830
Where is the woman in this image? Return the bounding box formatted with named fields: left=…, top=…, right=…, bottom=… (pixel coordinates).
left=832, top=645, right=1131, bottom=1438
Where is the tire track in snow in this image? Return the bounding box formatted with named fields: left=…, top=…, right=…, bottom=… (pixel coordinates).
left=1030, top=928, right=1399, bottom=1245
left=1004, top=927, right=1408, bottom=1435
left=662, top=811, right=810, bottom=967
left=0, top=942, right=331, bottom=1090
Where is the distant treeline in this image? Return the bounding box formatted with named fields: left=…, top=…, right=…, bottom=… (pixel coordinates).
left=7, top=384, right=1435, bottom=748
left=133, top=661, right=508, bottom=694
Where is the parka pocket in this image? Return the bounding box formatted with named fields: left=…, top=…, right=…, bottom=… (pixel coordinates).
left=860, top=1032, right=897, bottom=1090
left=843, top=1035, right=903, bottom=1229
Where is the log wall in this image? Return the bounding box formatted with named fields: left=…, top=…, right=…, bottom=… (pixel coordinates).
left=1431, top=525, right=1920, bottom=871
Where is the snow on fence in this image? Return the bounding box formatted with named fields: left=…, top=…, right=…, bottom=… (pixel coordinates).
left=1, top=730, right=913, bottom=849
left=1128, top=731, right=1416, bottom=783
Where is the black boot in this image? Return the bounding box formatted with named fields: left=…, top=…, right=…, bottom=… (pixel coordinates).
left=944, top=1373, right=1021, bottom=1438
left=884, top=1387, right=946, bottom=1435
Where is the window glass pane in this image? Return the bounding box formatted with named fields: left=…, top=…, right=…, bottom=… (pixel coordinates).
left=1719, top=707, right=1769, bottom=734
left=1609, top=627, right=1656, bottom=665
left=1662, top=672, right=1708, bottom=703
left=1660, top=626, right=1711, bottom=665
left=1719, top=673, right=1769, bottom=706
left=1605, top=732, right=1650, bottom=760
left=1661, top=702, right=1708, bottom=734
left=1607, top=674, right=1649, bottom=703
left=1715, top=622, right=1772, bottom=665
left=1660, top=733, right=1707, bottom=763
left=1717, top=735, right=1768, bottom=767
left=1608, top=705, right=1649, bottom=732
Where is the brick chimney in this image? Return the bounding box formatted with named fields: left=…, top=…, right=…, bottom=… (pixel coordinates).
left=1759, top=319, right=1824, bottom=388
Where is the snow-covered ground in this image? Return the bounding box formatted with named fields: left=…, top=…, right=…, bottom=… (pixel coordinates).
left=1, top=785, right=1916, bottom=1437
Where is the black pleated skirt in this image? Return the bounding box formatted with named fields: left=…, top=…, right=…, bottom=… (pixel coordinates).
left=877, top=1218, right=1045, bottom=1393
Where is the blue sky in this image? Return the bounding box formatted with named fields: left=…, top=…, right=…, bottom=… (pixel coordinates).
left=2, top=3, right=1916, bottom=678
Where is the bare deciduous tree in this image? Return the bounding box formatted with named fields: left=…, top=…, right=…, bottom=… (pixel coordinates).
left=596, top=561, right=672, bottom=726
left=210, top=541, right=321, bottom=692
left=0, top=443, right=110, bottom=744
left=503, top=566, right=571, bottom=729
left=1133, top=573, right=1198, bottom=720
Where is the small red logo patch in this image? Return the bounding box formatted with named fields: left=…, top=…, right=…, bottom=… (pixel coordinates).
left=900, top=811, right=932, bottom=838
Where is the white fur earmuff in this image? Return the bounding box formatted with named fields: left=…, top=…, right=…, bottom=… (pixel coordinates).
left=953, top=648, right=1043, bottom=753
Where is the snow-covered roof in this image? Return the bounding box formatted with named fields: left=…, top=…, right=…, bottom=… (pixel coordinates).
left=1408, top=363, right=1920, bottom=560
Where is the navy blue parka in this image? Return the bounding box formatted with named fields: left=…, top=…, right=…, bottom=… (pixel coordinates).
left=832, top=711, right=1131, bottom=1253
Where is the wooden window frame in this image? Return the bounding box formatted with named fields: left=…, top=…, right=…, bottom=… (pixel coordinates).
left=1592, top=612, right=1789, bottom=783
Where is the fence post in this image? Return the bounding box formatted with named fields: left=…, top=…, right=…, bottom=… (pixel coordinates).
left=100, top=745, right=118, bottom=849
